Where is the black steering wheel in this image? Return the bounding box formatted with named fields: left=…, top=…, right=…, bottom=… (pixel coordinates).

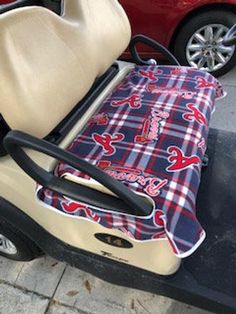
left=223, top=24, right=236, bottom=46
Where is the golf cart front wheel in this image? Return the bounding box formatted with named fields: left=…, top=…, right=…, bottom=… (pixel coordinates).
left=0, top=219, right=42, bottom=261
left=174, top=10, right=236, bottom=77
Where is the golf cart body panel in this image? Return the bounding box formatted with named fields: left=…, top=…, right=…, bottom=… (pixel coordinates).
left=0, top=60, right=180, bottom=275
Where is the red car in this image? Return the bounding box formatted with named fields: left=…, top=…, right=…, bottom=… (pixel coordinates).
left=1, top=0, right=236, bottom=76
left=120, top=0, right=236, bottom=76
left=0, top=0, right=14, bottom=3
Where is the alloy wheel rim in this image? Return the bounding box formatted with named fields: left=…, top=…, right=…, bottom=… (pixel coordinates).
left=0, top=234, right=17, bottom=255
left=186, top=24, right=235, bottom=72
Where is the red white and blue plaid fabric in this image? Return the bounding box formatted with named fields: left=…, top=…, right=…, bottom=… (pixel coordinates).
left=37, top=65, right=224, bottom=257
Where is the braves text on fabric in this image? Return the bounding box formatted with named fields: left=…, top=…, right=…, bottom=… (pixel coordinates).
left=97, top=160, right=168, bottom=197
left=135, top=108, right=169, bottom=144
left=147, top=84, right=197, bottom=99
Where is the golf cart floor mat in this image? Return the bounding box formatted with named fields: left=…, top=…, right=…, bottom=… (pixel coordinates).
left=37, top=65, right=224, bottom=258
left=190, top=128, right=236, bottom=298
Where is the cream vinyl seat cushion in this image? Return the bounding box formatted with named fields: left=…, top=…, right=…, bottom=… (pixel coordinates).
left=0, top=0, right=131, bottom=138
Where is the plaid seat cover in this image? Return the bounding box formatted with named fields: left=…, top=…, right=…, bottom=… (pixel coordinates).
left=37, top=65, right=224, bottom=257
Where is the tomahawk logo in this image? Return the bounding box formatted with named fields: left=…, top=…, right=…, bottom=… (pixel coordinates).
left=111, top=94, right=142, bottom=109
left=92, top=133, right=124, bottom=156
left=183, top=103, right=207, bottom=126
left=196, top=77, right=217, bottom=89
left=139, top=69, right=161, bottom=81
left=61, top=201, right=100, bottom=222
left=166, top=146, right=200, bottom=172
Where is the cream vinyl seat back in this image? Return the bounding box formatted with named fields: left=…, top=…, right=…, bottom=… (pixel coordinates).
left=0, top=0, right=131, bottom=138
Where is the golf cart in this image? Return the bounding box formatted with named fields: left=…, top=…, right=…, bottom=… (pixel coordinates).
left=0, top=1, right=235, bottom=313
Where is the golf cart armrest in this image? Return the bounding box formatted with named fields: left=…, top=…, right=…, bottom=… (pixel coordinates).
left=4, top=130, right=152, bottom=217
left=223, top=24, right=236, bottom=46
left=129, top=34, right=180, bottom=66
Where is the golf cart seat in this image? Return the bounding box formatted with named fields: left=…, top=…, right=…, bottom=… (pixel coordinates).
left=0, top=0, right=131, bottom=138
left=0, top=0, right=224, bottom=276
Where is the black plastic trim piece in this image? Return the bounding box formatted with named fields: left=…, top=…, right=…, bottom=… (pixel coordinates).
left=4, top=130, right=152, bottom=216
left=42, top=0, right=61, bottom=15
left=129, top=34, right=180, bottom=66
left=0, top=0, right=42, bottom=14
left=0, top=115, right=10, bottom=157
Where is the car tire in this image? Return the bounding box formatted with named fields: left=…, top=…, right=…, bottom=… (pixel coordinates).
left=173, top=10, right=236, bottom=77
left=0, top=218, right=43, bottom=261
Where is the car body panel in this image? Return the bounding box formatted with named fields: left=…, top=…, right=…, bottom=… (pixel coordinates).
left=0, top=0, right=15, bottom=4
left=2, top=0, right=236, bottom=49
left=120, top=0, right=236, bottom=57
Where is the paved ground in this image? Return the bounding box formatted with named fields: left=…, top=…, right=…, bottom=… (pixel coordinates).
left=0, top=67, right=236, bottom=314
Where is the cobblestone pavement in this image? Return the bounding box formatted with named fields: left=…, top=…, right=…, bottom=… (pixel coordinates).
left=0, top=67, right=235, bottom=314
